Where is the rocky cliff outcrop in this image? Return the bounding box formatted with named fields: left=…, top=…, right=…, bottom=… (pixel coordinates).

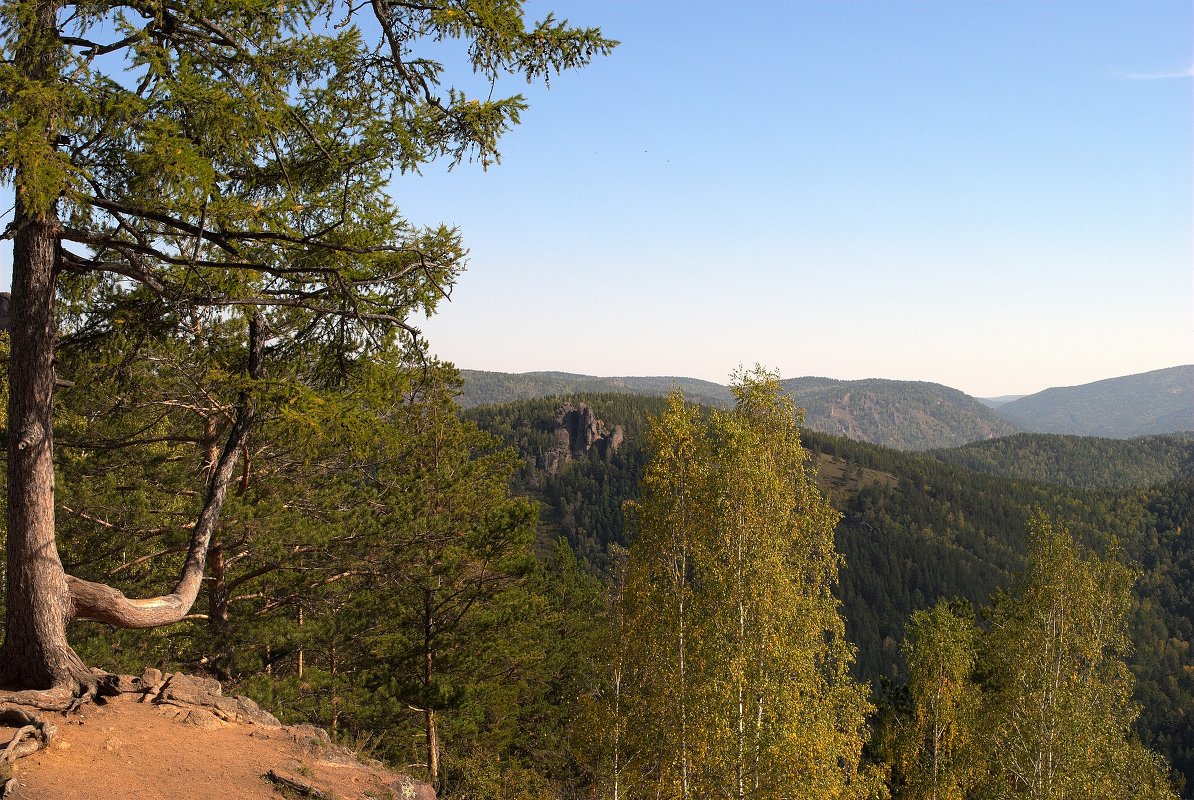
left=540, top=402, right=624, bottom=475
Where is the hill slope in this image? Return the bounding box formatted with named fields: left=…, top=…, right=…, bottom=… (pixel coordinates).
left=781, top=376, right=1021, bottom=450
left=460, top=370, right=1020, bottom=449
left=996, top=365, right=1194, bottom=437
left=930, top=432, right=1194, bottom=489
left=466, top=393, right=1194, bottom=791
left=7, top=677, right=428, bottom=800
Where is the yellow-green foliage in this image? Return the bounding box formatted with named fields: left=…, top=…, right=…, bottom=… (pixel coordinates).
left=612, top=368, right=882, bottom=800
left=896, top=600, right=981, bottom=800
left=977, top=515, right=1177, bottom=800
left=893, top=516, right=1180, bottom=800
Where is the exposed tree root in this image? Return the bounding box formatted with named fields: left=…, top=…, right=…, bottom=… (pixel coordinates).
left=69, top=669, right=121, bottom=711
left=265, top=767, right=330, bottom=799
left=0, top=666, right=120, bottom=714
left=0, top=670, right=123, bottom=795
left=0, top=665, right=124, bottom=793
left=0, top=705, right=57, bottom=764
left=0, top=687, right=73, bottom=713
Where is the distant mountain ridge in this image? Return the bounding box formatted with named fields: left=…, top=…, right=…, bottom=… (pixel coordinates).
left=779, top=376, right=1019, bottom=450
left=978, top=394, right=1026, bottom=408
left=997, top=365, right=1194, bottom=438
left=458, top=370, right=734, bottom=408
left=460, top=370, right=1016, bottom=450
left=458, top=365, right=1194, bottom=450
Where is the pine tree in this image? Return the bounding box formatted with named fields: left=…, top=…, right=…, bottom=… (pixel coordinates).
left=0, top=0, right=614, bottom=695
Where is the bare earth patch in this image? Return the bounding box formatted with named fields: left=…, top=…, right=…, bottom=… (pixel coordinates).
left=4, top=691, right=422, bottom=800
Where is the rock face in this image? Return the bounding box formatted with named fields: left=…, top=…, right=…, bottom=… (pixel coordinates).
left=137, top=669, right=285, bottom=729
left=540, top=402, right=623, bottom=475
left=560, top=402, right=603, bottom=455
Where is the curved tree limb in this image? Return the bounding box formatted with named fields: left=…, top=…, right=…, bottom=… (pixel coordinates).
left=66, top=311, right=265, bottom=629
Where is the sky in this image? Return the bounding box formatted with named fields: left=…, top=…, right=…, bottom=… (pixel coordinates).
left=2, top=0, right=1191, bottom=397
left=395, top=0, right=1194, bottom=397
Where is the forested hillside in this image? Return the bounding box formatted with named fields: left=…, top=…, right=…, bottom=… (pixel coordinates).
left=466, top=393, right=1194, bottom=794
left=930, top=432, right=1194, bottom=488
left=780, top=376, right=1021, bottom=449
left=997, top=365, right=1194, bottom=437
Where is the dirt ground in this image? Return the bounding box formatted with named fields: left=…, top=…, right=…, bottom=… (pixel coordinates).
left=4, top=692, right=416, bottom=800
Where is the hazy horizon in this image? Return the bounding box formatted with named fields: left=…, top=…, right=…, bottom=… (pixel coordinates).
left=454, top=361, right=1193, bottom=401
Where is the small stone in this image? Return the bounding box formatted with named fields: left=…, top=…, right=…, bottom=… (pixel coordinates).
left=182, top=709, right=222, bottom=730
left=112, top=674, right=142, bottom=693
left=390, top=773, right=436, bottom=800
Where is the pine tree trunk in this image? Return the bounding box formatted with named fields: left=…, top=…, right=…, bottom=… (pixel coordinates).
left=207, top=539, right=230, bottom=672
left=424, top=584, right=440, bottom=786
left=297, top=608, right=305, bottom=679
left=207, top=541, right=229, bottom=628
left=0, top=203, right=87, bottom=690
left=0, top=0, right=86, bottom=693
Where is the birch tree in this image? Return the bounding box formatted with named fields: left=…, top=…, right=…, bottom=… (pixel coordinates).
left=978, top=514, right=1176, bottom=800
left=620, top=391, right=710, bottom=799
left=618, top=369, right=878, bottom=800
left=895, top=599, right=980, bottom=800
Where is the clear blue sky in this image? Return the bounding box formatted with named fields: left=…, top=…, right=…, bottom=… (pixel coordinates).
left=397, top=0, right=1193, bottom=397
left=2, top=0, right=1190, bottom=397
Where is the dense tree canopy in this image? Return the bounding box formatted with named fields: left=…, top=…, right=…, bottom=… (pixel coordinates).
left=891, top=515, right=1178, bottom=800
left=0, top=0, right=613, bottom=694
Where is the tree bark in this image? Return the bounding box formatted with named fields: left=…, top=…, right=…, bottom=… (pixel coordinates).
left=207, top=540, right=230, bottom=632
left=0, top=202, right=87, bottom=690
left=424, top=584, right=440, bottom=787
left=0, top=0, right=95, bottom=692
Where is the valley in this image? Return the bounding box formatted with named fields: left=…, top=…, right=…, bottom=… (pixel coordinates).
left=461, top=364, right=1194, bottom=449
left=465, top=389, right=1194, bottom=793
